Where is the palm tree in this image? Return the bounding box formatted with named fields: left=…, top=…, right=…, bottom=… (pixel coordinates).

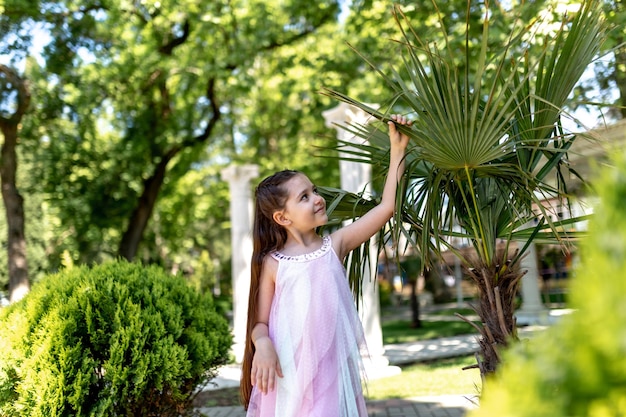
left=320, top=0, right=606, bottom=380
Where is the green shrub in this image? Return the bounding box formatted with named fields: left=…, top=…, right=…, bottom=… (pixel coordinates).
left=469, top=150, right=626, bottom=416
left=0, top=260, right=232, bottom=417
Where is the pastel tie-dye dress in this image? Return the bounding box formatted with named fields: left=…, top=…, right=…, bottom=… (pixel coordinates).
left=246, top=235, right=368, bottom=417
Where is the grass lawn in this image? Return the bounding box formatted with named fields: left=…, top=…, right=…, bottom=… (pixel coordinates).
left=195, top=355, right=481, bottom=407
left=365, top=356, right=481, bottom=400
left=382, top=318, right=476, bottom=344
left=195, top=307, right=482, bottom=408
left=426, top=307, right=477, bottom=317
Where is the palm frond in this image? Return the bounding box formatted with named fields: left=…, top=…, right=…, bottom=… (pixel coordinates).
left=321, top=0, right=605, bottom=291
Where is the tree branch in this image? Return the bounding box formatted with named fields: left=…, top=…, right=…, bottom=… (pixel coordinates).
left=159, top=20, right=190, bottom=56
left=0, top=65, right=31, bottom=126
left=180, top=77, right=220, bottom=150
left=259, top=7, right=336, bottom=52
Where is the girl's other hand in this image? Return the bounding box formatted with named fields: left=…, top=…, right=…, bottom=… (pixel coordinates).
left=250, top=337, right=284, bottom=394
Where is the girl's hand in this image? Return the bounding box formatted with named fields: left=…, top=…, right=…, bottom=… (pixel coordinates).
left=388, top=114, right=411, bottom=151
left=250, top=337, right=283, bottom=394
left=330, top=113, right=412, bottom=260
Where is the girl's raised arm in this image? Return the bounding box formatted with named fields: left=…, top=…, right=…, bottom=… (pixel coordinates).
left=331, top=114, right=411, bottom=260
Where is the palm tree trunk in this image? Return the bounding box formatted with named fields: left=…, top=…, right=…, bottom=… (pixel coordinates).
left=457, top=250, right=524, bottom=379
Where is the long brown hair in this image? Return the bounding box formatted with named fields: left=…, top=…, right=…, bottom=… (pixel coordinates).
left=240, top=170, right=299, bottom=408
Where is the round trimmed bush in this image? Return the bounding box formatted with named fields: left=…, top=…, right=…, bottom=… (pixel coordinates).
left=0, top=260, right=232, bottom=417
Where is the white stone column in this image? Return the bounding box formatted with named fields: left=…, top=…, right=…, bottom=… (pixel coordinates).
left=221, top=164, right=259, bottom=363
left=515, top=242, right=549, bottom=325
left=322, top=103, right=400, bottom=379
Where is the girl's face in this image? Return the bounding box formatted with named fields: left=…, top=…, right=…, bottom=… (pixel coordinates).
left=279, top=174, right=328, bottom=230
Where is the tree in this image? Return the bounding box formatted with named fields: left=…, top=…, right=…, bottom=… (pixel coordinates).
left=0, top=64, right=30, bottom=302
left=322, top=0, right=606, bottom=380
left=14, top=0, right=345, bottom=267
left=400, top=255, right=423, bottom=328
left=572, top=0, right=626, bottom=121
left=347, top=0, right=625, bottom=125
left=608, top=0, right=626, bottom=118
left=4, top=0, right=423, bottom=292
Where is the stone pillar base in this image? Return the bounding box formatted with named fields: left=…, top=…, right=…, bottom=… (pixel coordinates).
left=515, top=307, right=550, bottom=326
left=363, top=354, right=402, bottom=381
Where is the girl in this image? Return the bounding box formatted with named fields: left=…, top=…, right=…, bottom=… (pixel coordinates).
left=241, top=114, right=411, bottom=416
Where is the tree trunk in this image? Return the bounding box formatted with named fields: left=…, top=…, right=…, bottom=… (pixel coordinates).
left=409, top=277, right=421, bottom=328
left=612, top=1, right=626, bottom=119
left=615, top=42, right=626, bottom=119
left=0, top=65, right=31, bottom=303
left=456, top=250, right=524, bottom=380
left=117, top=76, right=221, bottom=261
left=118, top=155, right=170, bottom=261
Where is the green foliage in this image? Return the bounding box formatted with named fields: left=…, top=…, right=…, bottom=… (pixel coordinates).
left=470, top=150, right=626, bottom=417
left=1, top=0, right=618, bottom=318
left=13, top=0, right=349, bottom=272
left=322, top=0, right=607, bottom=377
left=0, top=260, right=232, bottom=417
left=574, top=0, right=626, bottom=120
left=325, top=1, right=606, bottom=267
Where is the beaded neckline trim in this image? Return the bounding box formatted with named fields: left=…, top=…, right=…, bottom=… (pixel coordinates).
left=271, top=235, right=331, bottom=262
